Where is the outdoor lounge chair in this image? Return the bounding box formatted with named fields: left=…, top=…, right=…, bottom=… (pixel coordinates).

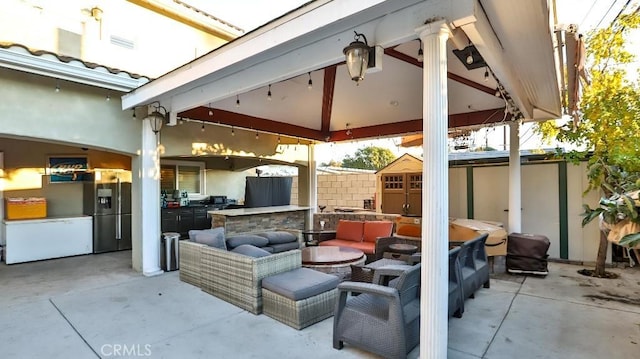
left=333, top=264, right=420, bottom=359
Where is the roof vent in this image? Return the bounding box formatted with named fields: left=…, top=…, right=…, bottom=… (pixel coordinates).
left=110, top=35, right=134, bottom=50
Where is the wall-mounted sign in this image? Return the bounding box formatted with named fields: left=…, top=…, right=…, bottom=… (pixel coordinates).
left=48, top=156, right=88, bottom=183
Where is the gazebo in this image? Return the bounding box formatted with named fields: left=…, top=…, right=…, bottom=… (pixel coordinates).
left=122, top=0, right=564, bottom=356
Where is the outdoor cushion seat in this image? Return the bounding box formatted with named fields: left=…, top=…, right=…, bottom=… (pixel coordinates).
left=226, top=234, right=270, bottom=249
left=268, top=241, right=300, bottom=253
left=262, top=268, right=339, bottom=329
left=256, top=231, right=298, bottom=244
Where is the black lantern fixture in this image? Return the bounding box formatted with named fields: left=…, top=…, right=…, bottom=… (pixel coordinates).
left=144, top=102, right=168, bottom=134
left=343, top=31, right=376, bottom=85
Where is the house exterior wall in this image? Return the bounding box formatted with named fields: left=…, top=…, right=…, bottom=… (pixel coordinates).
left=0, top=0, right=229, bottom=78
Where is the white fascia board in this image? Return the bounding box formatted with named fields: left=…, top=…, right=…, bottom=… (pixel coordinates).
left=121, top=0, right=433, bottom=111
left=0, top=47, right=149, bottom=92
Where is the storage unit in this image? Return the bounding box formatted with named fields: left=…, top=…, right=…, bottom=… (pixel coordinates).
left=376, top=154, right=423, bottom=216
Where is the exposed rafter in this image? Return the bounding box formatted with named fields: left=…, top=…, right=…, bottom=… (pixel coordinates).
left=321, top=66, right=337, bottom=138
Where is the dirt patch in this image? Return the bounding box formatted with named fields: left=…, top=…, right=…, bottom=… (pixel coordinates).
left=577, top=268, right=620, bottom=279
left=583, top=290, right=640, bottom=306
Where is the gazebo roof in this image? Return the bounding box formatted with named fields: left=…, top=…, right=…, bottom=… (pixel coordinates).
left=122, top=0, right=562, bottom=143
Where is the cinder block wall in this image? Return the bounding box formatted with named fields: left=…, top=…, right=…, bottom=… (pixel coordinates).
left=317, top=173, right=376, bottom=211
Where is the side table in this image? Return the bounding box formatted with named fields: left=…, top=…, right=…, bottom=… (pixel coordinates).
left=301, top=230, right=336, bottom=246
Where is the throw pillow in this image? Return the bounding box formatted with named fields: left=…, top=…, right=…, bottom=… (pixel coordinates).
left=194, top=230, right=226, bottom=250
left=231, top=244, right=271, bottom=258
left=189, top=228, right=224, bottom=241
left=226, top=234, right=269, bottom=249
left=255, top=231, right=297, bottom=244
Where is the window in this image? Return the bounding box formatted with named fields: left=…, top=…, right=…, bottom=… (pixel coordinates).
left=160, top=161, right=205, bottom=194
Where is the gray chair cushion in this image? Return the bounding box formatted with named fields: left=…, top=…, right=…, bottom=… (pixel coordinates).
left=230, top=244, right=272, bottom=258
left=226, top=234, right=269, bottom=249
left=267, top=242, right=300, bottom=253
left=255, top=231, right=297, bottom=244
left=262, top=268, right=339, bottom=301
left=193, top=229, right=226, bottom=250
left=189, top=228, right=224, bottom=241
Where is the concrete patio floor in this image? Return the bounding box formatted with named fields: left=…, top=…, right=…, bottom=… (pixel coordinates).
left=1, top=251, right=639, bottom=358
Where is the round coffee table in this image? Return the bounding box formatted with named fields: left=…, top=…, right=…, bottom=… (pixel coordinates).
left=301, top=246, right=366, bottom=281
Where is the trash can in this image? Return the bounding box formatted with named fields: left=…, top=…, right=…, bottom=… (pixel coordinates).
left=161, top=232, right=180, bottom=272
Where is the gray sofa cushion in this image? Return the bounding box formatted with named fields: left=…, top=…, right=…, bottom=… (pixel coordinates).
left=226, top=234, right=269, bottom=249
left=255, top=231, right=297, bottom=244
left=231, top=244, right=271, bottom=258
left=193, top=228, right=226, bottom=250
left=267, top=242, right=300, bottom=253
left=189, top=228, right=224, bottom=241
left=262, top=268, right=339, bottom=301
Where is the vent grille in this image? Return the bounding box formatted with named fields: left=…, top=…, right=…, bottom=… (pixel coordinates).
left=110, top=35, right=134, bottom=50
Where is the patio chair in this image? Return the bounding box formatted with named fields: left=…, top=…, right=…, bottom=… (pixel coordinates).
left=448, top=246, right=464, bottom=318
left=333, top=264, right=420, bottom=359
left=458, top=233, right=489, bottom=300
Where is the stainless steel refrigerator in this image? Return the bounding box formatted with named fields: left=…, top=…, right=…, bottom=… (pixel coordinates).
left=83, top=170, right=132, bottom=253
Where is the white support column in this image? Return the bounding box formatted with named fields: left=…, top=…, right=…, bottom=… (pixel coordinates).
left=139, top=119, right=163, bottom=276
left=307, top=144, right=317, bottom=228
left=417, top=20, right=450, bottom=358
left=508, top=120, right=522, bottom=233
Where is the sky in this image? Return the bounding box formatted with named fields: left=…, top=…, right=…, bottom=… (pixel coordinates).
left=185, top=0, right=639, bottom=164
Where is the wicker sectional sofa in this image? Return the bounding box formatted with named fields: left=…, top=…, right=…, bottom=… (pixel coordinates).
left=179, top=240, right=301, bottom=314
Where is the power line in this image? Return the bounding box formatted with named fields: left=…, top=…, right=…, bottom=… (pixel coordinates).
left=579, top=0, right=599, bottom=28
left=595, top=0, right=622, bottom=29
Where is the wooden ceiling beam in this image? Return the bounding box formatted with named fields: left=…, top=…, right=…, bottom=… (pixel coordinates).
left=384, top=48, right=498, bottom=97
left=321, top=66, right=337, bottom=138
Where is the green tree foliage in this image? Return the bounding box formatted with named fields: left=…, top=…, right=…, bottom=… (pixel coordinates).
left=537, top=12, right=640, bottom=275
left=342, top=146, right=396, bottom=170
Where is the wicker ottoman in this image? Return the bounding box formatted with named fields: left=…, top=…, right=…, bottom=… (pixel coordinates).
left=262, top=268, right=339, bottom=330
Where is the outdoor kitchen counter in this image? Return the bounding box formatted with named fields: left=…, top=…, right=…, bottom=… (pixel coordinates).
left=208, top=205, right=309, bottom=236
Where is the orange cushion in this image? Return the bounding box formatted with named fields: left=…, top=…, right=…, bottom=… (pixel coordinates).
left=318, top=240, right=375, bottom=254
left=335, top=220, right=364, bottom=242
left=363, top=221, right=394, bottom=243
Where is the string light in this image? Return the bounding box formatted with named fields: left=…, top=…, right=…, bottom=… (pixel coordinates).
left=277, top=134, right=281, bottom=144
left=231, top=126, right=235, bottom=136
left=255, top=131, right=259, bottom=139
left=201, top=122, right=205, bottom=132
left=484, top=67, right=489, bottom=82
left=307, top=72, right=313, bottom=89
left=132, top=109, right=136, bottom=119
left=55, top=79, right=60, bottom=92
left=106, top=94, right=110, bottom=101
left=267, top=84, right=272, bottom=101
left=417, top=39, right=423, bottom=62
left=236, top=95, right=240, bottom=108
left=208, top=103, right=213, bottom=116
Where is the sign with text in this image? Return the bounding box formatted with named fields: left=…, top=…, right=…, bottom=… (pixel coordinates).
left=48, top=156, right=88, bottom=182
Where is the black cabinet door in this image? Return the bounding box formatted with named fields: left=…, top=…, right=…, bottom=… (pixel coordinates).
left=193, top=207, right=210, bottom=229
left=161, top=209, right=179, bottom=233
left=177, top=208, right=194, bottom=237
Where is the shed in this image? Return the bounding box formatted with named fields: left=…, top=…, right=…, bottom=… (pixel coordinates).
left=376, top=153, right=423, bottom=216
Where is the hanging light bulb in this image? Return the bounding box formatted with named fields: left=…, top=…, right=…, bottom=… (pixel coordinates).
left=417, top=39, right=423, bottom=62
left=277, top=135, right=281, bottom=144
left=201, top=122, right=205, bottom=132
left=495, top=87, right=501, bottom=97
left=307, top=72, right=313, bottom=90
left=208, top=104, right=213, bottom=116
left=132, top=109, right=136, bottom=119
left=231, top=126, right=235, bottom=136
left=466, top=52, right=473, bottom=65
left=255, top=131, right=259, bottom=139
left=236, top=95, right=240, bottom=108
left=484, top=67, right=489, bottom=82
left=267, top=84, right=272, bottom=101
left=55, top=79, right=60, bottom=92
left=106, top=94, right=111, bottom=101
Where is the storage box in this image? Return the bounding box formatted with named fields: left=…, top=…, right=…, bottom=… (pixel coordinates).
left=5, top=197, right=47, bottom=220
left=449, top=218, right=508, bottom=257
